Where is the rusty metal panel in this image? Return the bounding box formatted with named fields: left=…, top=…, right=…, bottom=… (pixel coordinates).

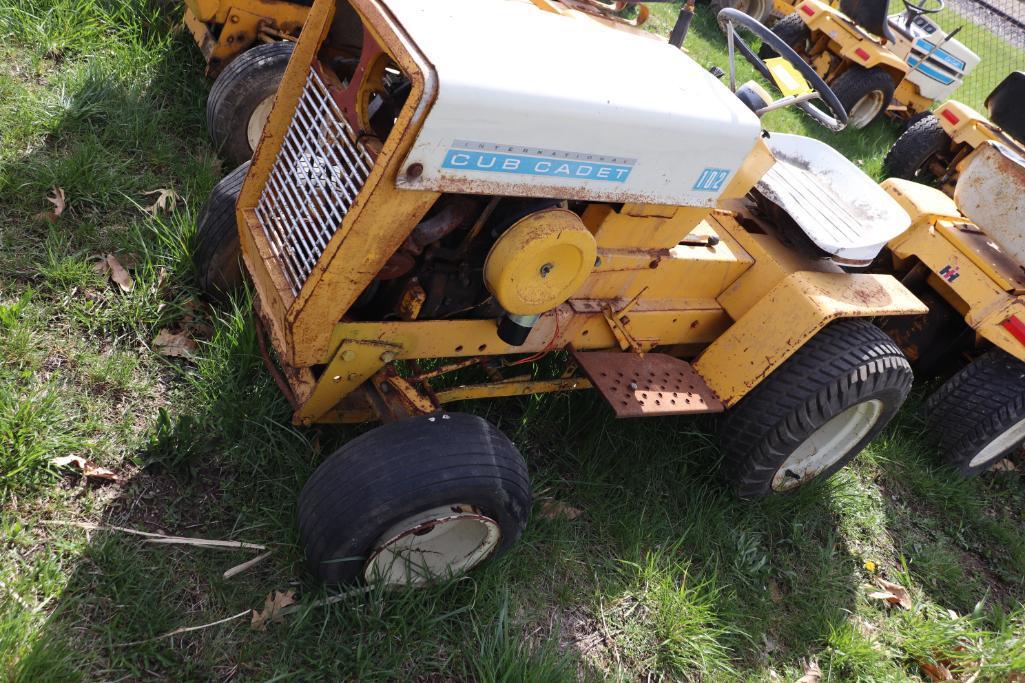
left=571, top=350, right=724, bottom=418
left=694, top=271, right=928, bottom=407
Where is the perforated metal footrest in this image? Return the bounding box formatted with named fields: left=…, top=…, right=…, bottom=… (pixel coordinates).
left=570, top=350, right=724, bottom=418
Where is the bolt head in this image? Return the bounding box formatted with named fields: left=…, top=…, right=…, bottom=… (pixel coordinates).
left=380, top=351, right=396, bottom=363
left=341, top=350, right=356, bottom=361
left=405, top=163, right=424, bottom=179
left=539, top=262, right=554, bottom=278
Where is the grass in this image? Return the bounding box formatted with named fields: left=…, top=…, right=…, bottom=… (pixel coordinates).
left=1, top=0, right=1024, bottom=679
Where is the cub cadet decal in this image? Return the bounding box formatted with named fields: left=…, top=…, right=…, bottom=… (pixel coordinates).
left=693, top=167, right=731, bottom=192
left=939, top=264, right=960, bottom=283
left=442, top=140, right=634, bottom=183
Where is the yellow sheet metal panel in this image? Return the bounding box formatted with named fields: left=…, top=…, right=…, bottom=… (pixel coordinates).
left=693, top=271, right=927, bottom=406
left=293, top=338, right=395, bottom=424
left=881, top=178, right=960, bottom=222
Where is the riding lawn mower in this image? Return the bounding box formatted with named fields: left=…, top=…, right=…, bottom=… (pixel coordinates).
left=193, top=0, right=936, bottom=587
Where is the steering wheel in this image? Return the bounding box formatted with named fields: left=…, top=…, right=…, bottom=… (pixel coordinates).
left=718, top=8, right=848, bottom=132
left=903, top=0, right=944, bottom=16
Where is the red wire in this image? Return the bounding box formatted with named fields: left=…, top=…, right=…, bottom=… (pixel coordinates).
left=506, top=312, right=561, bottom=366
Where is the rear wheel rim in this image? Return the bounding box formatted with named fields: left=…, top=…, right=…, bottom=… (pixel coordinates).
left=246, top=95, right=276, bottom=152
left=772, top=399, right=884, bottom=492
left=968, top=417, right=1025, bottom=468
left=849, top=90, right=885, bottom=128
left=364, top=504, right=501, bottom=586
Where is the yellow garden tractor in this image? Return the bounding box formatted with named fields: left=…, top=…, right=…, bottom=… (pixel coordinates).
left=761, top=0, right=979, bottom=128
left=883, top=70, right=1025, bottom=194
left=877, top=140, right=1025, bottom=475
left=192, top=0, right=930, bottom=587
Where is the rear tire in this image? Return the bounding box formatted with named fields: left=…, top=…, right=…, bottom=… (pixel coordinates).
left=714, top=0, right=772, bottom=30
left=831, top=66, right=895, bottom=128
left=298, top=412, right=531, bottom=586
left=758, top=13, right=810, bottom=59
left=883, top=113, right=951, bottom=181
left=721, top=318, right=913, bottom=499
left=207, top=41, right=294, bottom=168
left=926, top=350, right=1025, bottom=476
left=193, top=162, right=249, bottom=298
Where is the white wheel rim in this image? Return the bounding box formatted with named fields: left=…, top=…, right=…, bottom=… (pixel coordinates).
left=246, top=95, right=276, bottom=152
left=848, top=91, right=885, bottom=128
left=772, top=399, right=884, bottom=492
left=364, top=504, right=501, bottom=586
left=968, top=416, right=1025, bottom=468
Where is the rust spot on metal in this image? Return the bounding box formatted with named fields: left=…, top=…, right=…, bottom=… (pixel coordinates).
left=571, top=349, right=724, bottom=418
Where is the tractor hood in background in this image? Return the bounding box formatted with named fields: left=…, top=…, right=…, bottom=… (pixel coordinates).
left=391, top=0, right=762, bottom=207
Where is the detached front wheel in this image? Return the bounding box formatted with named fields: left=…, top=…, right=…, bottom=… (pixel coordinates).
left=721, top=318, right=913, bottom=499
left=298, top=413, right=531, bottom=586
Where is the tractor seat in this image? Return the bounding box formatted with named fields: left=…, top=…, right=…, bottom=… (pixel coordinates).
left=755, top=133, right=911, bottom=265
left=953, top=141, right=1025, bottom=265
left=986, top=71, right=1025, bottom=144
left=839, top=0, right=896, bottom=43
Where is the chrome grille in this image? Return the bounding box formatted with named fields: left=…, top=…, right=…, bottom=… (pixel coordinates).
left=254, top=67, right=374, bottom=296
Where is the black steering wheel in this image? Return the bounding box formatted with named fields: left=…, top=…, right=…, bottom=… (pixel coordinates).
left=903, top=0, right=944, bottom=16
left=718, top=8, right=848, bottom=132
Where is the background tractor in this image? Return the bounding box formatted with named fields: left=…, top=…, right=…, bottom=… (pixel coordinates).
left=193, top=0, right=929, bottom=587
left=877, top=140, right=1025, bottom=475
left=883, top=70, right=1025, bottom=194
left=761, top=0, right=979, bottom=128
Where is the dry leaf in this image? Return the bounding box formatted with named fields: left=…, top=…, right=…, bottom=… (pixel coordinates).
left=539, top=499, right=583, bottom=521
left=153, top=329, right=197, bottom=358
left=870, top=577, right=912, bottom=609
left=251, top=590, right=296, bottom=631
left=52, top=455, right=120, bottom=483
left=990, top=459, right=1015, bottom=472
left=796, top=657, right=822, bottom=683
left=150, top=266, right=168, bottom=294
left=105, top=254, right=134, bottom=293
left=35, top=186, right=66, bottom=222
left=768, top=577, right=783, bottom=603
left=143, top=188, right=178, bottom=215
left=919, top=660, right=953, bottom=682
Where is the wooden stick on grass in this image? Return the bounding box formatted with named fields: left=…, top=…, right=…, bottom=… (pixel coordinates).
left=43, top=520, right=266, bottom=551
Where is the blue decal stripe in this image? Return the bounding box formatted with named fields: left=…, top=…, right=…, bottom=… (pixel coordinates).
left=441, top=149, right=633, bottom=183
left=907, top=57, right=955, bottom=85
left=914, top=39, right=966, bottom=70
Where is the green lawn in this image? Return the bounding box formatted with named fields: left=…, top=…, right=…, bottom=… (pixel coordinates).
left=2, top=0, right=1025, bottom=680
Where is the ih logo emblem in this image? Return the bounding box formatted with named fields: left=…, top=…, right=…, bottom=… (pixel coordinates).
left=693, top=167, right=730, bottom=192
left=939, top=264, right=960, bottom=283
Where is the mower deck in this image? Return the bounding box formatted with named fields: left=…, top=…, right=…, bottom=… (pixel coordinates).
left=571, top=350, right=725, bottom=418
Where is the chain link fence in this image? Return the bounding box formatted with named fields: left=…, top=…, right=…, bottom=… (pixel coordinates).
left=891, top=0, right=1025, bottom=110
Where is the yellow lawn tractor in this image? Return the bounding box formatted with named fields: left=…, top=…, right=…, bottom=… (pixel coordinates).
left=877, top=140, right=1025, bottom=475
left=193, top=0, right=930, bottom=587
left=883, top=70, right=1025, bottom=194
left=761, top=0, right=979, bottom=128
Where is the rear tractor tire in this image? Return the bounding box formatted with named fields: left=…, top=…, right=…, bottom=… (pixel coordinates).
left=193, top=161, right=249, bottom=299
left=298, top=412, right=531, bottom=586
left=720, top=318, right=913, bottom=499
left=207, top=41, right=294, bottom=168
left=714, top=0, right=773, bottom=31
left=883, top=113, right=951, bottom=181
left=926, top=350, right=1025, bottom=476
left=758, top=13, right=810, bottom=59
left=831, top=66, right=896, bottom=129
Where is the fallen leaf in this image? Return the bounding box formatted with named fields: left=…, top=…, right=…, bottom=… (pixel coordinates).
left=35, top=186, right=66, bottom=222
left=143, top=188, right=178, bottom=216
left=870, top=577, right=912, bottom=610
left=539, top=499, right=583, bottom=521
left=104, top=254, right=134, bottom=293
left=150, top=266, right=168, bottom=294
left=251, top=590, right=295, bottom=631
left=919, top=660, right=954, bottom=681
left=990, top=459, right=1015, bottom=472
left=52, top=455, right=120, bottom=483
left=768, top=577, right=783, bottom=603
left=153, top=329, right=197, bottom=358
left=796, top=657, right=822, bottom=683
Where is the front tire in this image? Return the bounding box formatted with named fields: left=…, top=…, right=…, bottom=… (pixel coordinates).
left=193, top=161, right=249, bottom=298
left=831, top=66, right=896, bottom=128
left=758, top=13, right=810, bottom=59
left=926, top=350, right=1025, bottom=476
left=298, top=413, right=531, bottom=586
left=206, top=41, right=294, bottom=168
left=883, top=113, right=951, bottom=181
left=721, top=318, right=913, bottom=499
